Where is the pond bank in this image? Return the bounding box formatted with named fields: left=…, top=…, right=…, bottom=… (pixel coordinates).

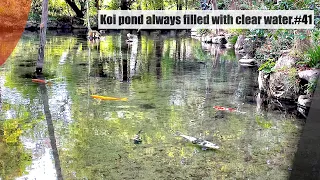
left=191, top=29, right=319, bottom=118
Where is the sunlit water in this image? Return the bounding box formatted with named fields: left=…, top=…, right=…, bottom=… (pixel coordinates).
left=0, top=31, right=304, bottom=180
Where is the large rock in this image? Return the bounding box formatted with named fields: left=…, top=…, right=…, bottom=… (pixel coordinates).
left=243, top=38, right=255, bottom=58
left=239, top=58, right=257, bottom=67
left=204, top=35, right=212, bottom=43
left=47, top=21, right=58, bottom=29
left=258, top=71, right=269, bottom=93
left=269, top=71, right=300, bottom=100
left=235, top=35, right=245, bottom=51
left=212, top=36, right=227, bottom=44
left=298, top=69, right=320, bottom=82
left=298, top=95, right=312, bottom=108
left=25, top=21, right=38, bottom=30
left=273, top=55, right=298, bottom=70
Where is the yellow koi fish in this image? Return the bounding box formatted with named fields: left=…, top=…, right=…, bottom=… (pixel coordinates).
left=91, top=95, right=128, bottom=101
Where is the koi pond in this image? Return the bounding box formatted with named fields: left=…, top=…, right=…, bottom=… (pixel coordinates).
left=0, top=31, right=304, bottom=179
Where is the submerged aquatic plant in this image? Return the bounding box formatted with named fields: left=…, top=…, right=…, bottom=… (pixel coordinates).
left=255, top=116, right=272, bottom=129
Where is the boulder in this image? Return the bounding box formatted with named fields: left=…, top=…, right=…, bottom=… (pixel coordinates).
left=191, top=31, right=198, bottom=36
left=225, top=43, right=234, bottom=49
left=237, top=49, right=246, bottom=54
left=224, top=34, right=234, bottom=41
left=235, top=35, right=245, bottom=51
left=298, top=95, right=312, bottom=108
left=243, top=38, right=255, bottom=58
left=298, top=69, right=320, bottom=82
left=204, top=35, right=212, bottom=43
left=212, top=36, right=227, bottom=44
left=273, top=55, right=298, bottom=70
left=47, top=21, right=58, bottom=29
left=269, top=71, right=300, bottom=100
left=239, top=58, right=257, bottom=67
left=25, top=21, right=38, bottom=30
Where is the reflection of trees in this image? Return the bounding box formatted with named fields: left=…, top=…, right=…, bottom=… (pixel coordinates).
left=0, top=138, right=32, bottom=179
left=0, top=103, right=34, bottom=179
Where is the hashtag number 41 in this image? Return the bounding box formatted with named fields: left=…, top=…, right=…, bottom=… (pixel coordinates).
left=302, top=15, right=313, bottom=24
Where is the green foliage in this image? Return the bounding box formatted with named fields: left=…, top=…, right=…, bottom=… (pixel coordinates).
left=303, top=79, right=318, bottom=94
left=249, top=29, right=267, bottom=38
left=196, top=29, right=211, bottom=35
left=228, top=29, right=247, bottom=35
left=255, top=30, right=294, bottom=63
left=304, top=45, right=320, bottom=68
left=229, top=35, right=238, bottom=45
left=106, top=0, right=120, bottom=10
left=258, top=58, right=276, bottom=73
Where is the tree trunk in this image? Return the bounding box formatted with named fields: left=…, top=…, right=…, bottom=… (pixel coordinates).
left=177, top=0, right=182, bottom=10
left=95, top=0, right=99, bottom=10
left=120, top=0, right=128, bottom=10
left=36, top=0, right=49, bottom=73
left=185, top=0, right=188, bottom=10
left=65, top=0, right=85, bottom=18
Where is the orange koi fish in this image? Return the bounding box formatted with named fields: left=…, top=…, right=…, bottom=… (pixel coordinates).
left=213, top=106, right=246, bottom=114
left=214, top=106, right=235, bottom=111
left=91, top=95, right=128, bottom=101
left=32, top=79, right=51, bottom=85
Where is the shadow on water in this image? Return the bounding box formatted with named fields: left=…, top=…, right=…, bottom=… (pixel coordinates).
left=289, top=77, right=320, bottom=180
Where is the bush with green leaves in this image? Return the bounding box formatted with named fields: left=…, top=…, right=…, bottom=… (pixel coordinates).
left=302, top=45, right=320, bottom=68
left=255, top=30, right=294, bottom=64
left=304, top=79, right=318, bottom=94
left=258, top=58, right=276, bottom=73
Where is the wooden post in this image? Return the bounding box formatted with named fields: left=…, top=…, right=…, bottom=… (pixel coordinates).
left=36, top=0, right=49, bottom=73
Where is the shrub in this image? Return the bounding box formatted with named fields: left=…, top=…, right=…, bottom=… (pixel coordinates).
left=305, top=45, right=320, bottom=68
left=304, top=79, right=318, bottom=94
left=258, top=58, right=276, bottom=73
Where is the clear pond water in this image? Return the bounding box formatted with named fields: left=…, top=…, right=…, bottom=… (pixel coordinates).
left=0, top=31, right=304, bottom=180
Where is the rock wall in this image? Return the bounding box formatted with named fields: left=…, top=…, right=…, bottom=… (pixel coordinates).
left=258, top=53, right=320, bottom=117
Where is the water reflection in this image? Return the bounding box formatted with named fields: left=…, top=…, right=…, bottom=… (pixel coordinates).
left=0, top=31, right=304, bottom=180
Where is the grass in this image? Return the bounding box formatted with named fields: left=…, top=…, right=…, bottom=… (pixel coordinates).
left=302, top=45, right=320, bottom=68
